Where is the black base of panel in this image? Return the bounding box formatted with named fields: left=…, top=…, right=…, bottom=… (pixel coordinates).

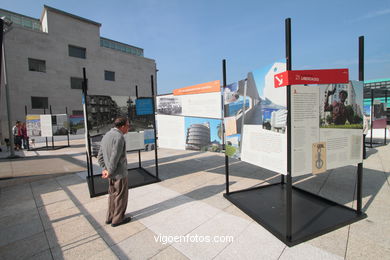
left=87, top=167, right=160, bottom=198
left=224, top=183, right=366, bottom=247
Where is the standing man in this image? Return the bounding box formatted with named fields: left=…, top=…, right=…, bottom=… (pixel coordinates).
left=97, top=117, right=131, bottom=227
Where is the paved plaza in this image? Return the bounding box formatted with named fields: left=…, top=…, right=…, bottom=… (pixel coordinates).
left=0, top=138, right=389, bottom=260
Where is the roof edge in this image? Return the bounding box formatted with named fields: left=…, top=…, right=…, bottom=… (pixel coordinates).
left=42, top=5, right=101, bottom=27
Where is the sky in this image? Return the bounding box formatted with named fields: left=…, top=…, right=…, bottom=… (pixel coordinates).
left=2, top=0, right=390, bottom=94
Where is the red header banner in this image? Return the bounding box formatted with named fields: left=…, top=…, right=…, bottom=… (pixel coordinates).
left=274, top=69, right=349, bottom=88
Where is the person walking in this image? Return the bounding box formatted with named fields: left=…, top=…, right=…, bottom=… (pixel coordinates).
left=12, top=121, right=22, bottom=151
left=97, top=117, right=131, bottom=227
left=21, top=122, right=29, bottom=150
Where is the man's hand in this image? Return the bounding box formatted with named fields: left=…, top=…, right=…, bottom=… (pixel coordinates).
left=101, top=169, right=109, bottom=179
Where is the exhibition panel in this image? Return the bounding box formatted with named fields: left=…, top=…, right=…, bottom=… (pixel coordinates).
left=223, top=19, right=366, bottom=247
left=26, top=111, right=71, bottom=150
left=82, top=68, right=160, bottom=198
left=156, top=80, right=223, bottom=152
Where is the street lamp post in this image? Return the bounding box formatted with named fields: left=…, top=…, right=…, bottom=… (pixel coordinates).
left=1, top=17, right=17, bottom=158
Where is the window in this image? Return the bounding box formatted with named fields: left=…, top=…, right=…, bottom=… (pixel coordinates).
left=68, top=45, right=86, bottom=59
left=72, top=110, right=84, bottom=115
left=70, top=77, right=83, bottom=89
left=31, top=97, right=48, bottom=109
left=28, top=58, right=46, bottom=72
left=104, top=70, right=115, bottom=81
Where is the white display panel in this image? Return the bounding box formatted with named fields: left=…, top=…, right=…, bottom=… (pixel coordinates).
left=181, top=92, right=222, bottom=119
left=241, top=125, right=287, bottom=175
left=125, top=131, right=145, bottom=151
left=156, top=114, right=186, bottom=150
left=40, top=115, right=53, bottom=137
left=291, top=81, right=364, bottom=177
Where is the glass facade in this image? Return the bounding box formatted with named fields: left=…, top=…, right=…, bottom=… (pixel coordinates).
left=0, top=9, right=41, bottom=31
left=100, top=38, right=144, bottom=57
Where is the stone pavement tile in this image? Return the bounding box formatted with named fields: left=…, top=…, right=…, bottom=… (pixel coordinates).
left=144, top=200, right=221, bottom=237
left=29, top=249, right=53, bottom=260
left=34, top=189, right=71, bottom=208
left=85, top=209, right=110, bottom=230
left=39, top=205, right=83, bottom=230
left=82, top=196, right=110, bottom=215
left=345, top=231, right=390, bottom=260
left=214, top=222, right=285, bottom=260
left=348, top=218, right=390, bottom=251
left=31, top=178, right=62, bottom=193
left=222, top=204, right=254, bottom=222
left=126, top=185, right=182, bottom=214
left=307, top=225, right=349, bottom=258
left=198, top=193, right=232, bottom=211
left=0, top=182, right=32, bottom=197
left=0, top=187, right=34, bottom=208
left=0, top=232, right=50, bottom=260
left=150, top=245, right=189, bottom=260
left=51, top=233, right=109, bottom=260
left=86, top=248, right=118, bottom=260
left=97, top=219, right=146, bottom=246
left=172, top=211, right=251, bottom=260
left=0, top=161, right=13, bottom=179
left=38, top=198, right=76, bottom=218
left=45, top=216, right=98, bottom=249
left=0, top=198, right=37, bottom=219
left=0, top=208, right=43, bottom=247
left=55, top=174, right=84, bottom=187
left=279, top=243, right=344, bottom=260
left=111, top=229, right=168, bottom=260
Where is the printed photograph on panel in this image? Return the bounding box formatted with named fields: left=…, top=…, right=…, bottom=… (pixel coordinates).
left=320, top=81, right=363, bottom=129
left=244, top=62, right=287, bottom=133
left=69, top=115, right=84, bottom=135
left=156, top=95, right=182, bottom=115
left=26, top=115, right=41, bottom=137
left=52, top=114, right=69, bottom=136
left=184, top=117, right=222, bottom=152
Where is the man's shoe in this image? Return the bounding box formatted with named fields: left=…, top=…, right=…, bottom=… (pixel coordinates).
left=105, top=220, right=112, bottom=225
left=111, top=217, right=131, bottom=227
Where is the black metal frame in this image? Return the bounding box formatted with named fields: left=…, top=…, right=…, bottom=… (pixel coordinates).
left=82, top=68, right=160, bottom=198
left=224, top=18, right=366, bottom=247
left=26, top=105, right=71, bottom=151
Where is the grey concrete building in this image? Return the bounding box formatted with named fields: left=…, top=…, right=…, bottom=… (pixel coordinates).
left=0, top=5, right=156, bottom=141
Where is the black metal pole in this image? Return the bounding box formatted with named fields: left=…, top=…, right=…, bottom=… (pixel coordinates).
left=357, top=35, right=364, bottom=214
left=285, top=17, right=293, bottom=241
left=66, top=107, right=70, bottom=147
left=223, top=59, right=230, bottom=194
left=0, top=20, right=3, bottom=94
left=44, top=108, right=48, bottom=148
left=151, top=74, right=159, bottom=178
left=50, top=105, right=54, bottom=149
left=370, top=88, right=374, bottom=148
left=25, top=105, right=27, bottom=116
left=135, top=85, right=142, bottom=167
left=83, top=68, right=95, bottom=196
left=384, top=89, right=387, bottom=145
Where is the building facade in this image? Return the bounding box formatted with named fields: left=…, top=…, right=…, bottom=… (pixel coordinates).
left=0, top=6, right=156, bottom=140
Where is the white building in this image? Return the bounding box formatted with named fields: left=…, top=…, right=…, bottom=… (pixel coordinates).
left=0, top=6, right=157, bottom=141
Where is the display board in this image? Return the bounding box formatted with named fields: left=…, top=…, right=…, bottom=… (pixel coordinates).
left=85, top=94, right=155, bottom=151
left=52, top=114, right=69, bottom=136
left=26, top=114, right=70, bottom=137
left=156, top=80, right=222, bottom=152
left=225, top=62, right=288, bottom=174
left=26, top=115, right=41, bottom=137
left=291, top=81, right=363, bottom=176
left=69, top=115, right=84, bottom=135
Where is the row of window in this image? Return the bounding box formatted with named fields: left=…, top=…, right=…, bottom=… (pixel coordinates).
left=28, top=58, right=115, bottom=83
